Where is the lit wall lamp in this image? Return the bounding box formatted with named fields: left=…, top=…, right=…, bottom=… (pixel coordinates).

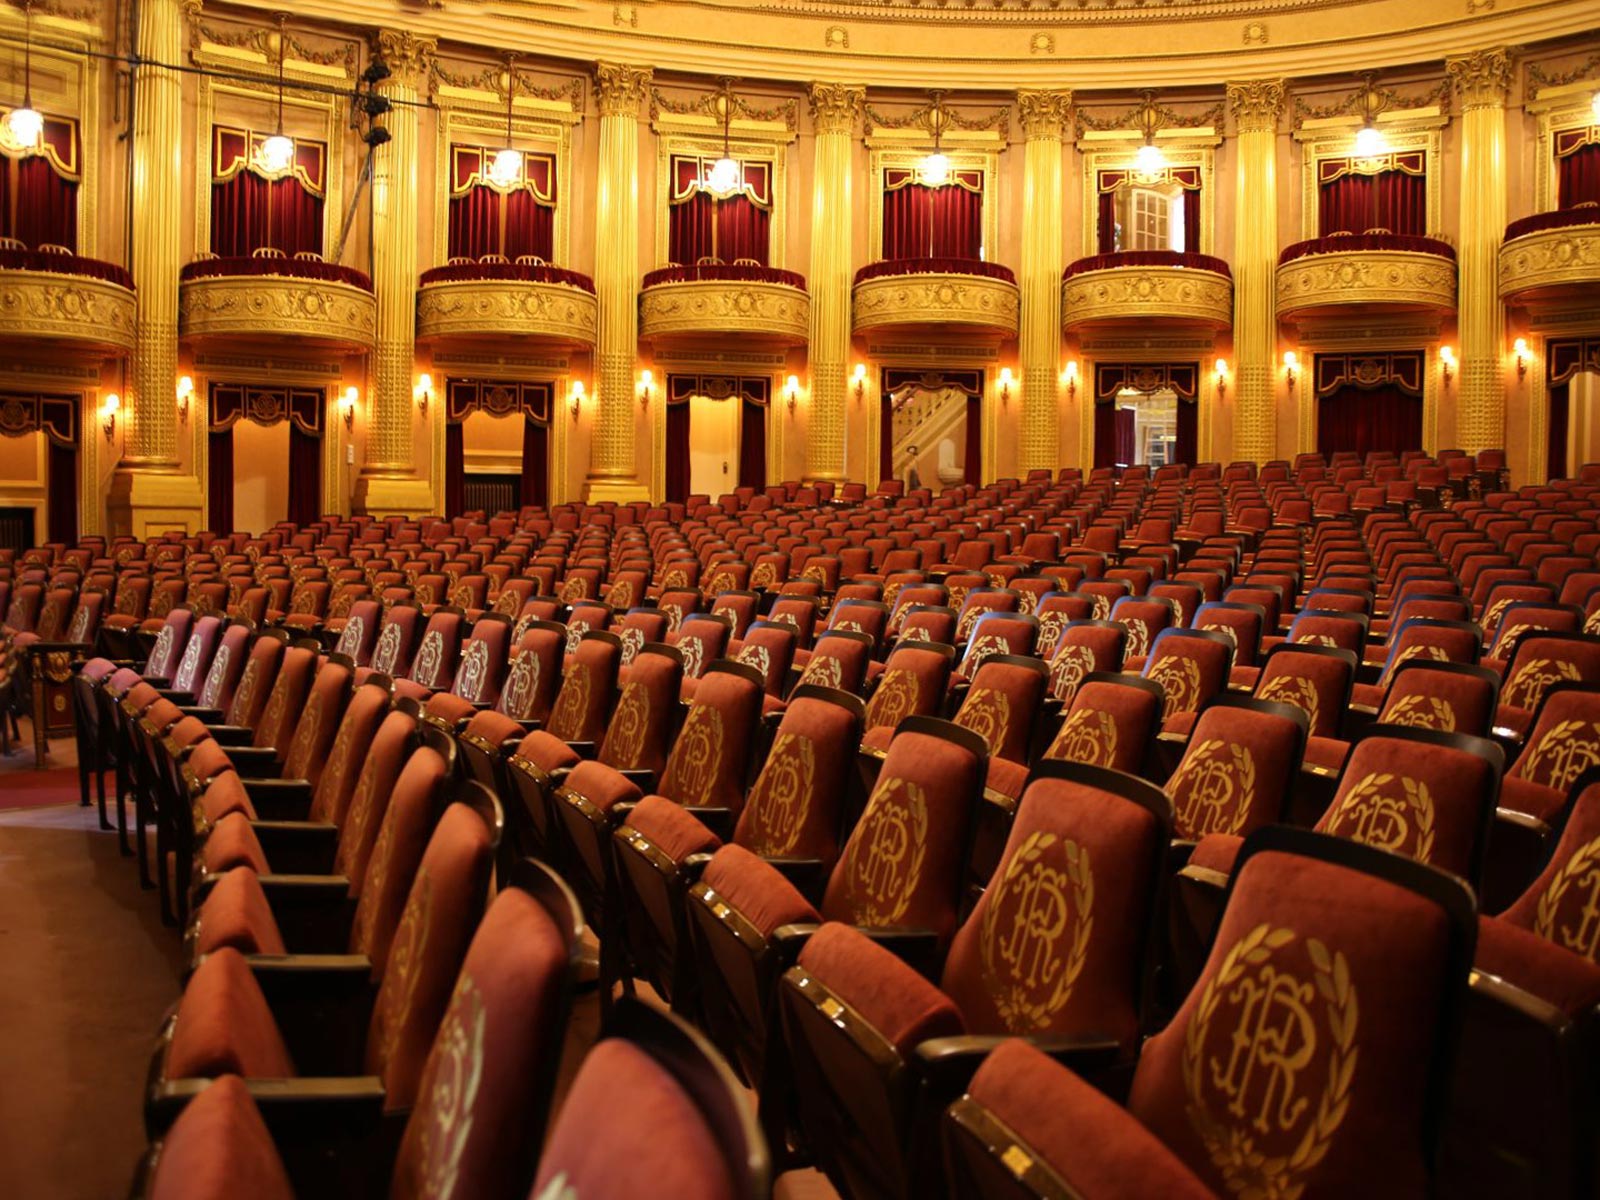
left=102, top=392, right=119, bottom=442
left=638, top=369, right=653, bottom=411
left=1214, top=358, right=1229, bottom=401
left=1513, top=338, right=1529, bottom=381
left=1439, top=345, right=1455, bottom=389
left=1061, top=361, right=1078, bottom=401
left=852, top=363, right=867, bottom=406
left=339, top=386, right=357, bottom=431
left=1282, top=351, right=1298, bottom=394
left=569, top=379, right=585, bottom=420
left=414, top=373, right=433, bottom=415
left=176, top=375, right=194, bottom=423
left=785, top=374, right=802, bottom=416
left=998, top=367, right=1014, bottom=409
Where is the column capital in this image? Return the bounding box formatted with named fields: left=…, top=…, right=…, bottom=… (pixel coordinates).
left=808, top=83, right=866, bottom=137
left=178, top=0, right=204, bottom=21
left=595, top=62, right=653, bottom=119
left=1016, top=89, right=1073, bottom=141
left=1226, top=79, right=1286, bottom=134
left=372, top=29, right=437, bottom=88
left=1447, top=47, right=1514, bottom=110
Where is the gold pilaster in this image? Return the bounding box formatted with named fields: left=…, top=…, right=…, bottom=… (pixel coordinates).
left=586, top=62, right=652, bottom=503
left=1448, top=48, right=1513, bottom=456
left=805, top=82, right=864, bottom=484
left=1017, top=90, right=1071, bottom=474
left=1227, top=79, right=1286, bottom=464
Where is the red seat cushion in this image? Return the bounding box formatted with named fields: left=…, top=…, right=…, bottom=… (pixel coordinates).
left=165, top=947, right=295, bottom=1080
left=700, top=845, right=820, bottom=937
left=200, top=813, right=272, bottom=877
left=1302, top=734, right=1350, bottom=775
left=626, top=795, right=724, bottom=864
left=148, top=1075, right=294, bottom=1200
left=1476, top=915, right=1600, bottom=1016
left=1186, top=833, right=1245, bottom=878
left=193, top=867, right=287, bottom=958
left=514, top=729, right=582, bottom=775
left=797, top=922, right=963, bottom=1054
left=1498, top=774, right=1565, bottom=824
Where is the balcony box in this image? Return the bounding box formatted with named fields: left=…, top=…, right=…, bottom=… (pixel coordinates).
left=179, top=255, right=376, bottom=351
left=417, top=260, right=597, bottom=348
left=1062, top=251, right=1233, bottom=331
left=1500, top=206, right=1600, bottom=308
left=1276, top=233, right=1457, bottom=322
left=0, top=247, right=136, bottom=355
left=639, top=263, right=808, bottom=345
left=852, top=258, right=1019, bottom=337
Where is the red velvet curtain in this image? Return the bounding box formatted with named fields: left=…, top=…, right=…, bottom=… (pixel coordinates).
left=669, top=193, right=715, bottom=263
left=1093, top=402, right=1117, bottom=469
left=13, top=158, right=78, bottom=250
left=1548, top=381, right=1571, bottom=481
left=883, top=184, right=983, bottom=259
left=1115, top=408, right=1136, bottom=467
left=287, top=424, right=321, bottom=527
left=964, top=395, right=982, bottom=486
left=1559, top=144, right=1600, bottom=209
left=667, top=193, right=768, bottom=265
left=268, top=178, right=323, bottom=257
left=717, top=197, right=770, bottom=265
left=502, top=190, right=555, bottom=262
left=449, top=188, right=499, bottom=260
left=1317, top=383, right=1423, bottom=458
left=1175, top=398, right=1198, bottom=465
left=46, top=439, right=76, bottom=545
left=1097, top=192, right=1117, bottom=254
left=208, top=429, right=234, bottom=534
left=1181, top=190, right=1201, bottom=253
left=739, top=399, right=766, bottom=491
left=666, top=402, right=691, bottom=503
left=1319, top=170, right=1426, bottom=235
left=210, top=172, right=323, bottom=257
left=879, top=396, right=895, bottom=483
left=521, top=419, right=549, bottom=508
left=445, top=421, right=465, bottom=519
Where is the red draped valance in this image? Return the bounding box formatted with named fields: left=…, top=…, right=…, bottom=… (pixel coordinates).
left=665, top=374, right=770, bottom=406
left=208, top=382, right=323, bottom=436
left=212, top=126, right=325, bottom=197
left=0, top=112, right=78, bottom=180
left=884, top=165, right=983, bottom=195
left=1097, top=166, right=1200, bottom=193
left=1555, top=127, right=1600, bottom=158
left=1094, top=362, right=1199, bottom=403
left=669, top=154, right=772, bottom=208
left=449, top=144, right=556, bottom=204
left=445, top=379, right=553, bottom=425
left=1314, top=352, right=1423, bottom=398
left=1317, top=149, right=1425, bottom=184
left=883, top=368, right=983, bottom=400
left=1548, top=337, right=1600, bottom=387
left=0, top=392, right=78, bottom=447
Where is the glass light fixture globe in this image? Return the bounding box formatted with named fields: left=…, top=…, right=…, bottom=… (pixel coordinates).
left=1354, top=124, right=1385, bottom=158
left=920, top=150, right=951, bottom=187
left=257, top=133, right=295, bottom=174
left=489, top=147, right=524, bottom=189
left=1135, top=141, right=1167, bottom=176
left=705, top=155, right=740, bottom=197
left=5, top=105, right=43, bottom=149
left=1592, top=91, right=1600, bottom=122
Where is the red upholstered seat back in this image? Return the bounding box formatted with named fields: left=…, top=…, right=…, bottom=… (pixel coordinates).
left=1047, top=621, right=1127, bottom=704
left=954, top=658, right=1047, bottom=764
left=224, top=635, right=285, bottom=728
left=254, top=645, right=317, bottom=752
left=1501, top=775, right=1600, bottom=961
left=1508, top=685, right=1600, bottom=794
left=659, top=666, right=763, bottom=813
left=497, top=625, right=565, bottom=723
left=1168, top=701, right=1304, bottom=840
left=333, top=709, right=423, bottom=895
left=546, top=633, right=621, bottom=743
left=735, top=692, right=863, bottom=867
left=371, top=605, right=423, bottom=676
left=280, top=656, right=352, bottom=784
left=599, top=647, right=684, bottom=776
left=1142, top=629, right=1233, bottom=720
left=1376, top=664, right=1497, bottom=737
left=1253, top=646, right=1355, bottom=738
left=306, top=681, right=391, bottom=826
left=1048, top=678, right=1161, bottom=775
left=864, top=645, right=952, bottom=733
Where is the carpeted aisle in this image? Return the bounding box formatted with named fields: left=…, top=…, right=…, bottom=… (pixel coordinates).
left=0, top=737, right=184, bottom=1200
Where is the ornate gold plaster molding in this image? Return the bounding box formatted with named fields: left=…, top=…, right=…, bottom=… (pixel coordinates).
left=1062, top=264, right=1233, bottom=331
left=1275, top=250, right=1457, bottom=320
left=0, top=272, right=137, bottom=354
left=1016, top=89, right=1073, bottom=141
left=809, top=82, right=865, bottom=137
left=373, top=29, right=437, bottom=87
left=852, top=273, right=1020, bottom=336
left=1499, top=224, right=1600, bottom=303
left=1226, top=79, right=1286, bottom=132
left=178, top=276, right=377, bottom=349
left=1447, top=47, right=1514, bottom=110
left=417, top=279, right=599, bottom=346
left=596, top=62, right=653, bottom=119
left=639, top=279, right=809, bottom=344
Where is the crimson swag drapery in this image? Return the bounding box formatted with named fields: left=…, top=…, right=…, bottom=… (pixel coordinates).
left=448, top=187, right=555, bottom=261
left=1548, top=381, right=1571, bottom=481
left=668, top=192, right=770, bottom=265
left=1318, top=170, right=1426, bottom=236
left=739, top=399, right=766, bottom=492
left=1092, top=404, right=1138, bottom=468
left=666, top=400, right=691, bottom=504
left=445, top=422, right=465, bottom=519
left=883, top=183, right=983, bottom=260
left=208, top=429, right=234, bottom=534
left=13, top=157, right=78, bottom=250
left=210, top=172, right=324, bottom=257
left=1558, top=143, right=1600, bottom=209
left=1175, top=398, right=1198, bottom=466
left=287, top=423, right=321, bottom=528
left=46, top=438, right=76, bottom=545
left=521, top=419, right=549, bottom=509
left=1316, top=382, right=1423, bottom=458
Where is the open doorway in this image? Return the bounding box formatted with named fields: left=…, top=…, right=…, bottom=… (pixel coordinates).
left=1548, top=339, right=1600, bottom=481
left=663, top=375, right=770, bottom=503
left=1092, top=363, right=1199, bottom=469
left=879, top=369, right=982, bottom=493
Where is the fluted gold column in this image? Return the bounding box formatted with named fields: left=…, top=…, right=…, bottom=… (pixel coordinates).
left=806, top=83, right=864, bottom=484
left=355, top=30, right=435, bottom=517
left=1017, top=90, right=1071, bottom=475
left=1226, top=80, right=1286, bottom=464
left=109, top=0, right=204, bottom=535
left=1448, top=48, right=1513, bottom=456
left=586, top=62, right=652, bottom=503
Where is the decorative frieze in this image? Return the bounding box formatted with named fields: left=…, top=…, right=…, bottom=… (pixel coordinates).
left=1276, top=250, right=1457, bottom=319
left=1063, top=263, right=1233, bottom=330
left=639, top=279, right=808, bottom=343
left=179, top=275, right=377, bottom=348
left=0, top=272, right=137, bottom=353
left=418, top=279, right=598, bottom=345
left=853, top=273, right=1020, bottom=336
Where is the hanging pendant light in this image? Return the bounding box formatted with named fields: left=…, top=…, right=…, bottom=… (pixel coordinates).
left=1135, top=139, right=1166, bottom=176
left=256, top=14, right=295, bottom=174
left=1133, top=90, right=1166, bottom=177
left=488, top=54, right=523, bottom=189
left=704, top=79, right=739, bottom=197
left=919, top=91, right=950, bottom=186
left=1353, top=74, right=1388, bottom=159
left=5, top=2, right=42, bottom=149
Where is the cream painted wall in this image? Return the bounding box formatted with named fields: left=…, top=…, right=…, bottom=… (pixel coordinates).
left=230, top=420, right=291, bottom=535
left=688, top=394, right=741, bottom=497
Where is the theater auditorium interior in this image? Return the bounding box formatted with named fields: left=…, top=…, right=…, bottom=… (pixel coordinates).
left=3, top=0, right=1600, bottom=1197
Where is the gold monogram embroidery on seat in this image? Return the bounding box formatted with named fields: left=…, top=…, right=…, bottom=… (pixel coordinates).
left=1522, top=720, right=1600, bottom=793
left=370, top=870, right=433, bottom=1073
left=1183, top=924, right=1357, bottom=1198
left=374, top=622, right=404, bottom=673
left=1534, top=835, right=1600, bottom=963
left=456, top=640, right=490, bottom=701
left=736, top=643, right=773, bottom=683
left=501, top=650, right=541, bottom=720
left=1505, top=658, right=1583, bottom=710
left=1169, top=739, right=1258, bottom=839
left=956, top=687, right=1014, bottom=758
left=1381, top=693, right=1456, bottom=731
left=1258, top=674, right=1321, bottom=733
left=1047, top=707, right=1117, bottom=767
left=1148, top=653, right=1204, bottom=719
left=604, top=682, right=650, bottom=769
left=547, top=665, right=592, bottom=741
left=800, top=653, right=845, bottom=690
left=743, top=732, right=818, bottom=856
left=413, top=631, right=446, bottom=687
left=395, top=974, right=486, bottom=1200
left=842, top=775, right=930, bottom=925
left=1323, top=771, right=1436, bottom=862
left=964, top=633, right=1011, bottom=678
left=980, top=831, right=1094, bottom=1032
left=866, top=668, right=921, bottom=729
left=1048, top=644, right=1096, bottom=702
left=661, top=702, right=726, bottom=808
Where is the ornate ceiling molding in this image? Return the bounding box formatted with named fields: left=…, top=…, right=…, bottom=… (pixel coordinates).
left=650, top=82, right=799, bottom=131
left=862, top=94, right=1010, bottom=139
left=1292, top=72, right=1451, bottom=126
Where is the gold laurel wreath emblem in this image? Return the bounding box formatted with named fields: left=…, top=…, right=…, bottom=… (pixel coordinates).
left=866, top=668, right=920, bottom=729
left=1505, top=658, right=1582, bottom=710
left=1381, top=694, right=1457, bottom=732
left=744, top=733, right=818, bottom=856
left=1047, top=707, right=1117, bottom=767
left=956, top=687, right=1014, bottom=757
left=661, top=703, right=726, bottom=808
left=844, top=776, right=930, bottom=925
left=1048, top=644, right=1096, bottom=702
left=547, top=664, right=591, bottom=741
left=981, top=832, right=1095, bottom=1032
left=605, top=681, right=649, bottom=769
left=1258, top=674, right=1321, bottom=733
left=1148, top=653, right=1203, bottom=719
left=1534, top=834, right=1600, bottom=960
left=1325, top=772, right=1437, bottom=863
left=1522, top=720, right=1600, bottom=793
left=1183, top=924, right=1358, bottom=1199
left=1170, top=739, right=1258, bottom=838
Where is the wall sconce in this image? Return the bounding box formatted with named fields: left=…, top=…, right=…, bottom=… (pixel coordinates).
left=852, top=363, right=867, bottom=406
left=998, top=367, right=1014, bottom=409
left=1214, top=358, right=1229, bottom=401
left=102, top=392, right=119, bottom=442
left=1282, top=351, right=1298, bottom=394
left=1439, top=345, right=1455, bottom=388
left=339, top=386, right=358, bottom=431
left=785, top=374, right=801, bottom=416
left=638, top=369, right=653, bottom=411
left=569, top=379, right=585, bottom=420
left=176, top=375, right=194, bottom=423
left=414, top=373, right=433, bottom=415
left=1061, top=361, right=1078, bottom=401
left=1513, top=337, right=1529, bottom=381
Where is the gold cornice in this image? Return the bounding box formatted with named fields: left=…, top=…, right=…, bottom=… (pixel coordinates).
left=178, top=276, right=378, bottom=350
left=1062, top=264, right=1233, bottom=331
left=1275, top=249, right=1457, bottom=321
left=1016, top=89, right=1073, bottom=141
left=852, top=273, right=1020, bottom=337
left=809, top=82, right=865, bottom=137
left=596, top=62, right=654, bottom=119
left=416, top=279, right=599, bottom=346
left=1446, top=47, right=1513, bottom=110
left=640, top=279, right=810, bottom=343
left=0, top=272, right=137, bottom=355
left=1227, top=78, right=1287, bottom=132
